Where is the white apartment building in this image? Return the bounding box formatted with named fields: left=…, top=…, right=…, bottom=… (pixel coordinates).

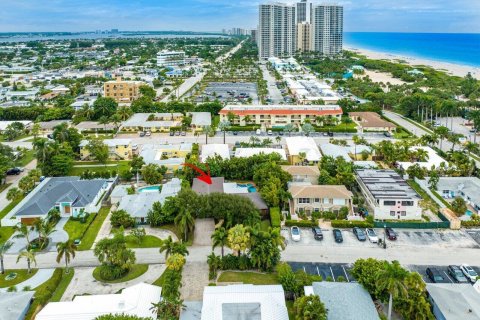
left=311, top=4, right=344, bottom=55
left=157, top=50, right=186, bottom=67
left=258, top=3, right=296, bottom=59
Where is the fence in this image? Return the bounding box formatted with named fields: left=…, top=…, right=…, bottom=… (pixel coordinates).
left=373, top=212, right=450, bottom=229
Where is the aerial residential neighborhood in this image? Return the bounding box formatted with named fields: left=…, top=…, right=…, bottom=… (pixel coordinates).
left=0, top=1, right=480, bottom=320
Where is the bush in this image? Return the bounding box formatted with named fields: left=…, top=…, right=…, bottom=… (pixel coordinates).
left=110, top=209, right=135, bottom=228
left=270, top=207, right=281, bottom=228
left=34, top=268, right=63, bottom=305
left=98, top=265, right=128, bottom=281
left=330, top=220, right=374, bottom=228
left=285, top=219, right=318, bottom=227
left=315, top=126, right=357, bottom=133
left=461, top=220, right=480, bottom=227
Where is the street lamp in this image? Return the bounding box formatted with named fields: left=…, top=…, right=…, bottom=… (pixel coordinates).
left=383, top=224, right=387, bottom=249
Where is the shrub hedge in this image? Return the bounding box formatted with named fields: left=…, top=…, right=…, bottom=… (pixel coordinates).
left=270, top=207, right=281, bottom=228
left=314, top=127, right=357, bottom=133
left=461, top=220, right=480, bottom=227
left=330, top=220, right=374, bottom=228
left=285, top=220, right=318, bottom=227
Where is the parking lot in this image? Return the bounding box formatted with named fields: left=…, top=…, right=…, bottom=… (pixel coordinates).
left=281, top=227, right=480, bottom=249
left=408, top=264, right=480, bottom=283
left=196, top=82, right=259, bottom=104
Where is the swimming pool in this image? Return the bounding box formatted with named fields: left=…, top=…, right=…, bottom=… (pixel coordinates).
left=138, top=185, right=161, bottom=193
left=466, top=210, right=473, bottom=217
left=236, top=183, right=257, bottom=193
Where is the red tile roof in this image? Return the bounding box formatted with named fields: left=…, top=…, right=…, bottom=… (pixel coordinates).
left=219, top=109, right=342, bottom=116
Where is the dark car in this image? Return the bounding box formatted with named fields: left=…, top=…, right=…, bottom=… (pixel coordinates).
left=386, top=227, right=397, bottom=240
left=233, top=131, right=238, bottom=136
left=447, top=265, right=469, bottom=283
left=174, top=131, right=180, bottom=136
left=312, top=227, right=323, bottom=240
left=327, top=131, right=334, bottom=137
left=6, top=167, right=21, bottom=175
left=426, top=267, right=449, bottom=283
left=169, top=131, right=175, bottom=136
left=353, top=227, right=366, bottom=241
left=333, top=229, right=343, bottom=243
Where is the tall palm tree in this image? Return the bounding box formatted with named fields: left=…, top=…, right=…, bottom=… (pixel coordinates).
left=159, top=236, right=175, bottom=259
left=0, top=241, right=13, bottom=274
left=117, top=106, right=133, bottom=121
left=201, top=125, right=213, bottom=144
left=211, top=227, right=228, bottom=258
left=174, top=209, right=195, bottom=243
left=463, top=141, right=479, bottom=156
left=218, top=120, right=231, bottom=144
left=34, top=218, right=56, bottom=249
left=375, top=261, right=409, bottom=320
left=6, top=187, right=22, bottom=202
left=269, top=227, right=286, bottom=250
left=14, top=223, right=32, bottom=247
left=16, top=249, right=37, bottom=274
left=56, top=240, right=77, bottom=273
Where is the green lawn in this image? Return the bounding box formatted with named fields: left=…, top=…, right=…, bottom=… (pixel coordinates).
left=125, top=235, right=163, bottom=248
left=0, top=269, right=38, bottom=288
left=217, top=271, right=279, bottom=285
left=14, top=150, right=35, bottom=167
left=50, top=269, right=75, bottom=302
left=93, top=264, right=149, bottom=283
left=152, top=268, right=168, bottom=287
left=0, top=196, right=24, bottom=221
left=69, top=161, right=130, bottom=176
left=63, top=214, right=96, bottom=242
left=77, top=206, right=111, bottom=251
left=0, top=226, right=15, bottom=245
left=0, top=183, right=11, bottom=194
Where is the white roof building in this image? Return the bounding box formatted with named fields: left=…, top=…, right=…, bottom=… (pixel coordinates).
left=0, top=120, right=32, bottom=131
left=200, top=285, right=288, bottom=320
left=201, top=144, right=230, bottom=162
left=285, top=137, right=321, bottom=162
left=398, top=146, right=448, bottom=170
left=320, top=143, right=352, bottom=162
left=234, top=148, right=287, bottom=160
left=80, top=139, right=132, bottom=148
left=36, top=282, right=161, bottom=320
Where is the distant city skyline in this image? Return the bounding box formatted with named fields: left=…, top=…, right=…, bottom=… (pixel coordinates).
left=0, top=0, right=479, bottom=33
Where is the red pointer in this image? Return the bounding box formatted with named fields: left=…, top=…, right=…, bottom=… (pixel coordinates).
left=182, top=163, right=212, bottom=185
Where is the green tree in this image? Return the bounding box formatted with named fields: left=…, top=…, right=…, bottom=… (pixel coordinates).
left=18, top=176, right=35, bottom=193
left=139, top=85, right=156, bottom=100
left=93, top=97, right=118, bottom=119
left=375, top=261, right=409, bottom=320
left=6, top=187, right=22, bottom=201
left=151, top=296, right=184, bottom=320
left=451, top=197, right=467, bottom=216
left=166, top=253, right=186, bottom=271
left=159, top=236, right=175, bottom=259
left=301, top=123, right=315, bottom=136
left=218, top=120, right=231, bottom=144
left=14, top=223, right=32, bottom=247
left=95, top=314, right=151, bottom=320
left=174, top=208, right=195, bottom=242
left=56, top=240, right=77, bottom=273
left=141, top=164, right=163, bottom=185
left=110, top=209, right=135, bottom=228
left=211, top=227, right=228, bottom=258
left=293, top=295, right=328, bottom=320
left=16, top=249, right=36, bottom=273
left=227, top=224, right=250, bottom=256
left=94, top=233, right=136, bottom=277
left=129, top=228, right=146, bottom=244
left=130, top=155, right=145, bottom=177
left=86, top=139, right=109, bottom=164
left=0, top=241, right=13, bottom=274
left=351, top=258, right=387, bottom=297
left=428, top=171, right=439, bottom=190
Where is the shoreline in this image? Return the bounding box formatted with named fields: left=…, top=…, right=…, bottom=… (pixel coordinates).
left=345, top=46, right=480, bottom=79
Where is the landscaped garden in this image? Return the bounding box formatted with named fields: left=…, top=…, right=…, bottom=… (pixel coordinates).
left=217, top=271, right=279, bottom=285
left=76, top=206, right=111, bottom=250
left=0, top=269, right=38, bottom=288
left=92, top=264, right=149, bottom=283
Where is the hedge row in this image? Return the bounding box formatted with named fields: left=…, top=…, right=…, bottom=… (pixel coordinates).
left=226, top=125, right=260, bottom=132
left=315, top=127, right=357, bottom=133
left=25, top=268, right=64, bottom=319
left=285, top=219, right=318, bottom=227
left=270, top=207, right=281, bottom=228
left=461, top=220, right=480, bottom=227
left=330, top=220, right=374, bottom=228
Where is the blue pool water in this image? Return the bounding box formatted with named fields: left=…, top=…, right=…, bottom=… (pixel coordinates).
left=237, top=183, right=257, bottom=193
left=466, top=210, right=473, bottom=217
left=138, top=186, right=161, bottom=193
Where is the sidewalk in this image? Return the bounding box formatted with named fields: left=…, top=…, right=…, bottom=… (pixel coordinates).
left=0, top=268, right=55, bottom=292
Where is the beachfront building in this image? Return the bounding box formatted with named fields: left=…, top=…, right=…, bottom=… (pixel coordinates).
left=296, top=22, right=311, bottom=52
left=1, top=177, right=111, bottom=226
left=310, top=4, right=343, bottom=55
left=121, top=113, right=183, bottom=132
left=157, top=50, right=186, bottom=67
left=103, top=77, right=144, bottom=103
left=284, top=74, right=342, bottom=104
left=288, top=184, right=353, bottom=215
left=349, top=112, right=397, bottom=133
left=219, top=104, right=342, bottom=128
left=79, top=139, right=133, bottom=160
left=355, top=169, right=422, bottom=220
left=285, top=137, right=322, bottom=165
left=234, top=148, right=287, bottom=161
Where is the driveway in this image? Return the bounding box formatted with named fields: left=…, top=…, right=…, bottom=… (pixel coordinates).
left=193, top=219, right=215, bottom=246
left=259, top=63, right=283, bottom=104
left=0, top=159, right=37, bottom=212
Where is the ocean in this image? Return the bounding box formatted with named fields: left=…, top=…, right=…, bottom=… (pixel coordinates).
left=344, top=32, right=480, bottom=67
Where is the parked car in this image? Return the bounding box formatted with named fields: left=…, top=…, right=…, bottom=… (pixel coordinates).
left=267, top=130, right=273, bottom=135
left=333, top=229, right=343, bottom=243
left=426, top=267, right=449, bottom=283
left=385, top=227, right=397, bottom=240
left=181, top=131, right=186, bottom=136
left=256, top=129, right=261, bottom=135
left=291, top=226, right=301, bottom=242
left=353, top=227, right=366, bottom=241
left=233, top=131, right=238, bottom=136
left=139, top=131, right=145, bottom=137
left=174, top=131, right=180, bottom=136
left=460, top=264, right=479, bottom=282
left=145, top=131, right=151, bottom=137
left=312, top=227, right=323, bottom=240
left=366, top=228, right=379, bottom=243
left=169, top=131, right=175, bottom=136
left=6, top=167, right=21, bottom=175
left=447, top=265, right=469, bottom=283
left=327, top=132, right=334, bottom=137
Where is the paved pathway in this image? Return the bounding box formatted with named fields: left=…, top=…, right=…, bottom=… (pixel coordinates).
left=0, top=268, right=54, bottom=292
left=61, top=264, right=166, bottom=301
left=193, top=219, right=214, bottom=246
left=93, top=209, right=113, bottom=246
left=144, top=226, right=178, bottom=241
left=259, top=63, right=283, bottom=104
left=180, top=261, right=209, bottom=301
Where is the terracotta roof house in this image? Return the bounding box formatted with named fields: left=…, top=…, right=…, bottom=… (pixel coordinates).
left=349, top=112, right=396, bottom=133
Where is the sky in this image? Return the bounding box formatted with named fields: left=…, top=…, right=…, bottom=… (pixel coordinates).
left=0, top=0, right=479, bottom=33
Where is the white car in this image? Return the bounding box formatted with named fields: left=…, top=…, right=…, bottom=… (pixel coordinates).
left=267, top=130, right=273, bottom=135
left=256, top=129, right=261, bottom=135
left=460, top=264, right=479, bottom=282
left=291, top=226, right=301, bottom=242
left=145, top=131, right=151, bottom=136
left=366, top=228, right=379, bottom=243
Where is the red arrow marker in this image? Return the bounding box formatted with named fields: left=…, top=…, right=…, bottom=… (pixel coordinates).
left=183, top=163, right=212, bottom=185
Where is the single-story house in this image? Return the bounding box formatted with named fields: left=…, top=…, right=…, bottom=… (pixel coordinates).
left=285, top=137, right=321, bottom=165
left=199, top=284, right=288, bottom=320
left=234, top=148, right=287, bottom=161
left=0, top=291, right=35, bottom=320
left=397, top=146, right=448, bottom=171
left=110, top=185, right=130, bottom=204
left=75, top=121, right=116, bottom=132
left=435, top=177, right=480, bottom=213
left=288, top=184, right=353, bottom=215
left=37, top=120, right=71, bottom=134
left=320, top=143, right=352, bottom=162
left=200, top=144, right=230, bottom=163
left=188, top=112, right=212, bottom=128
left=281, top=165, right=320, bottom=184
left=349, top=112, right=396, bottom=133
left=36, top=283, right=161, bottom=320
left=1, top=177, right=111, bottom=226
left=121, top=113, right=183, bottom=132
left=304, top=282, right=379, bottom=320
left=426, top=283, right=480, bottom=320
left=0, top=120, right=32, bottom=133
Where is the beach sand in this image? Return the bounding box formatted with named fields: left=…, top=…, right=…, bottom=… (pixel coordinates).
left=346, top=46, right=480, bottom=79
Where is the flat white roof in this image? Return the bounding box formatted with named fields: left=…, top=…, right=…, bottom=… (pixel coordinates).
left=285, top=137, right=321, bottom=162
left=201, top=144, right=230, bottom=162
left=398, top=146, right=448, bottom=170
left=234, top=148, right=287, bottom=160
left=0, top=120, right=32, bottom=131
left=80, top=139, right=131, bottom=147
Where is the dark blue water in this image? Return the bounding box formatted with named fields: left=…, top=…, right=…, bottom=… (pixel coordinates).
left=344, top=32, right=480, bottom=67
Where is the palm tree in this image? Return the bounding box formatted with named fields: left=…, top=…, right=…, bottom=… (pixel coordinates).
left=16, top=249, right=37, bottom=274
left=0, top=241, right=13, bottom=274
left=201, top=125, right=213, bottom=144
left=56, top=240, right=77, bottom=273
left=447, top=133, right=462, bottom=152
left=14, top=223, right=32, bottom=247
left=218, top=120, right=231, bottom=144
left=375, top=261, right=409, bottom=320
left=116, top=106, right=133, bottom=121
left=269, top=227, right=286, bottom=250
left=159, top=236, right=175, bottom=259
left=275, top=136, right=281, bottom=146
left=463, top=141, right=479, bottom=156
left=174, top=209, right=195, bottom=242
left=34, top=218, right=56, bottom=249
left=98, top=116, right=110, bottom=132
left=211, top=227, right=228, bottom=258
left=6, top=187, right=22, bottom=202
